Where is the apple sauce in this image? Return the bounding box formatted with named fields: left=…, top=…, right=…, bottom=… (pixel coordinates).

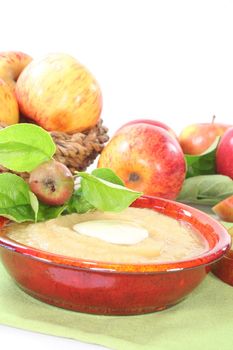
left=7, top=208, right=208, bottom=264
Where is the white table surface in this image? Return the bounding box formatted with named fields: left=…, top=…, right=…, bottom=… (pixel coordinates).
left=0, top=324, right=108, bottom=350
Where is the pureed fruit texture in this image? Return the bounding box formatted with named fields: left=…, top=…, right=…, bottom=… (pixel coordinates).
left=16, top=53, right=102, bottom=133
left=98, top=123, right=186, bottom=199
left=8, top=207, right=207, bottom=264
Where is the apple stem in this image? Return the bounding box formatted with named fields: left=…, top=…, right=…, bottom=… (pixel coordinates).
left=212, top=115, right=216, bottom=124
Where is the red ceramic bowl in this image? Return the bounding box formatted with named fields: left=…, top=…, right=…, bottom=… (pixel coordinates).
left=0, top=196, right=231, bottom=315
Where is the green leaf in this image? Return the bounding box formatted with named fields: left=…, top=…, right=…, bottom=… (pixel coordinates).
left=91, top=168, right=125, bottom=186
left=0, top=173, right=36, bottom=222
left=66, top=188, right=94, bottom=214
left=29, top=191, right=39, bottom=222
left=68, top=168, right=126, bottom=215
left=177, top=174, right=233, bottom=206
left=77, top=172, right=142, bottom=212
left=0, top=124, right=56, bottom=172
left=185, top=138, right=219, bottom=178
left=37, top=202, right=67, bottom=222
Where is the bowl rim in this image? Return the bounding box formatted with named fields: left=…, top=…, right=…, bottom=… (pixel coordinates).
left=217, top=248, right=233, bottom=261
left=0, top=195, right=231, bottom=273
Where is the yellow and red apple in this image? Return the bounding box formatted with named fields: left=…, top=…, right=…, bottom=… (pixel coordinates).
left=0, top=51, right=32, bottom=91
left=98, top=123, right=186, bottom=199
left=179, top=117, right=231, bottom=155
left=0, top=79, right=19, bottom=125
left=0, top=51, right=32, bottom=125
left=212, top=196, right=233, bottom=222
left=16, top=53, right=102, bottom=133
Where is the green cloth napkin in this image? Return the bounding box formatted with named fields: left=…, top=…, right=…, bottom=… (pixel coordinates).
left=0, top=262, right=232, bottom=350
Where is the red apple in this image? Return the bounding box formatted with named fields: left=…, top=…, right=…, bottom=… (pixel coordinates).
left=216, top=127, right=233, bottom=179
left=98, top=123, right=186, bottom=199
left=179, top=116, right=231, bottom=155
left=29, top=160, right=74, bottom=206
left=116, top=119, right=177, bottom=139
left=212, top=195, right=233, bottom=222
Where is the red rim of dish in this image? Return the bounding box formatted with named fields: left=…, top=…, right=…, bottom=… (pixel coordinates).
left=0, top=196, right=231, bottom=273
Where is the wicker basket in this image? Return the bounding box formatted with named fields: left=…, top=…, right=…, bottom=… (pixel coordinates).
left=0, top=119, right=109, bottom=179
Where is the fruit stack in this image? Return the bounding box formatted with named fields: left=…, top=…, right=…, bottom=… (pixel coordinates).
left=0, top=51, right=109, bottom=177
left=98, top=117, right=233, bottom=223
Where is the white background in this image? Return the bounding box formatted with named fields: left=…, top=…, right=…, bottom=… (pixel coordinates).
left=1, top=0, right=233, bottom=349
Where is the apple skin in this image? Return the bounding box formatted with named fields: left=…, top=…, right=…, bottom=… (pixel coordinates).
left=0, top=51, right=32, bottom=91
left=0, top=79, right=19, bottom=125
left=16, top=53, right=102, bottom=133
left=29, top=160, right=74, bottom=206
left=212, top=196, right=233, bottom=222
left=179, top=119, right=231, bottom=155
left=116, top=119, right=177, bottom=139
left=216, top=127, right=233, bottom=179
left=98, top=123, right=186, bottom=199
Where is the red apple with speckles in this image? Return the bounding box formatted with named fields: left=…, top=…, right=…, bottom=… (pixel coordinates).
left=98, top=123, right=186, bottom=199
left=29, top=160, right=74, bottom=206
left=216, top=127, right=233, bottom=179
left=116, top=119, right=177, bottom=139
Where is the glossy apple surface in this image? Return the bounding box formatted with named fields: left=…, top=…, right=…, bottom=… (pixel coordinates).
left=212, top=195, right=233, bottom=222
left=0, top=79, right=19, bottom=125
left=0, top=51, right=32, bottom=91
left=98, top=123, right=186, bottom=199
left=29, top=160, right=74, bottom=206
left=179, top=117, right=231, bottom=155
left=16, top=53, right=102, bottom=133
left=116, top=119, right=177, bottom=139
left=216, top=127, right=233, bottom=179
